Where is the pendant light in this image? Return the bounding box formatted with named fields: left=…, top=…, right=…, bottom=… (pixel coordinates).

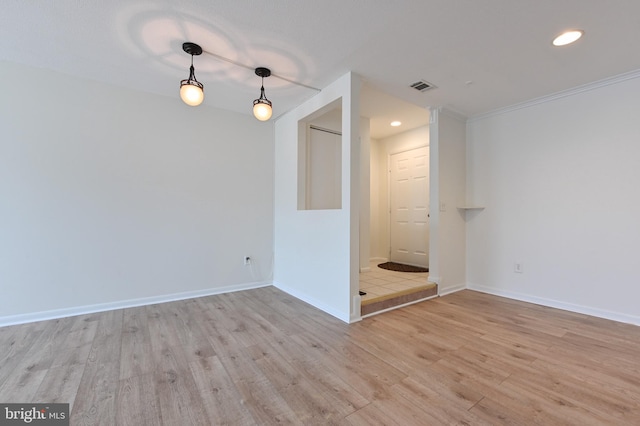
left=180, top=42, right=204, bottom=106
left=253, top=67, right=273, bottom=121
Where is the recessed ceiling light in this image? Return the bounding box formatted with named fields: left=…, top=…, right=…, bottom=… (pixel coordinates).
left=552, top=30, right=584, bottom=46
left=390, top=121, right=402, bottom=127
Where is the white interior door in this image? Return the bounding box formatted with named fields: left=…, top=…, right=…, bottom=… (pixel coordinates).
left=389, top=146, right=429, bottom=267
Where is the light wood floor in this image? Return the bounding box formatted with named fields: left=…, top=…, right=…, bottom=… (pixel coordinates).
left=1, top=288, right=639, bottom=425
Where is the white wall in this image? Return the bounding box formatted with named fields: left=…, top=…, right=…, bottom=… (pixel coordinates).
left=369, top=125, right=429, bottom=261
left=306, top=128, right=342, bottom=210
left=273, top=72, right=361, bottom=323
left=369, top=136, right=383, bottom=260
left=0, top=61, right=274, bottom=324
left=359, top=118, right=371, bottom=272
left=466, top=73, right=640, bottom=325
left=431, top=110, right=467, bottom=294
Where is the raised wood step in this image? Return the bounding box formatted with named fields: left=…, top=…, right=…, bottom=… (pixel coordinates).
left=361, top=282, right=438, bottom=316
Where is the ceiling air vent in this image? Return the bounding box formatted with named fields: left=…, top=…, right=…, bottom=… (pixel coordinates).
left=410, top=80, right=436, bottom=92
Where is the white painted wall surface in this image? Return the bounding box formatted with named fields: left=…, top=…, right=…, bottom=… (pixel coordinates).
left=467, top=73, right=640, bottom=325
left=0, top=61, right=274, bottom=324
left=433, top=110, right=467, bottom=294
left=306, top=128, right=342, bottom=210
left=359, top=118, right=371, bottom=272
left=273, top=72, right=361, bottom=323
left=369, top=137, right=383, bottom=261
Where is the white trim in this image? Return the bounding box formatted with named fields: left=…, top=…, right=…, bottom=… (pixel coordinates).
left=427, top=275, right=441, bottom=284
left=469, top=68, right=640, bottom=122
left=388, top=144, right=429, bottom=157
left=359, top=266, right=372, bottom=273
left=351, top=293, right=363, bottom=323
left=467, top=283, right=640, bottom=327
left=439, top=107, right=467, bottom=122
left=361, top=294, right=438, bottom=319
left=273, top=281, right=351, bottom=323
left=438, top=283, right=466, bottom=296
left=0, top=281, right=271, bottom=327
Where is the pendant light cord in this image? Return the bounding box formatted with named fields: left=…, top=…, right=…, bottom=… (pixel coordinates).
left=201, top=49, right=321, bottom=92
left=188, top=54, right=196, bottom=81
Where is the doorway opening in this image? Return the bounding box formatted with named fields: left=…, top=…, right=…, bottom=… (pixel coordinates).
left=359, top=99, right=435, bottom=316
left=297, top=99, right=342, bottom=211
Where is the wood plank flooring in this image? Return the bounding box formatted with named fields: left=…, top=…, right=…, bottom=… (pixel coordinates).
left=1, top=288, right=639, bottom=425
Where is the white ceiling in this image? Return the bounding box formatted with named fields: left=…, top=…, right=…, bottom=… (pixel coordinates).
left=2, top=1, right=640, bottom=138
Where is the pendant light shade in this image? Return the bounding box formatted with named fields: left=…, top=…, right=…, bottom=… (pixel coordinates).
left=253, top=67, right=272, bottom=121
left=180, top=73, right=204, bottom=106
left=180, top=42, right=204, bottom=106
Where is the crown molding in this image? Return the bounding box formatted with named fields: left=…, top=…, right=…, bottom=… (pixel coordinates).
left=469, top=68, right=640, bottom=122
left=429, top=106, right=468, bottom=124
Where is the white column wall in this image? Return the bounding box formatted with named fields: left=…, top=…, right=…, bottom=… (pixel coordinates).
left=273, top=72, right=361, bottom=323
left=369, top=137, right=383, bottom=261
left=359, top=118, right=371, bottom=272
left=428, top=110, right=467, bottom=293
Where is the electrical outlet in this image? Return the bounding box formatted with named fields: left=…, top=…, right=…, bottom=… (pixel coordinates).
left=514, top=262, right=523, bottom=273
left=244, top=256, right=251, bottom=266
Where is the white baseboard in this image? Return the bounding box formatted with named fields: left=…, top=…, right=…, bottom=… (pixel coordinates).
left=273, top=281, right=351, bottom=324
left=359, top=267, right=371, bottom=273
left=369, top=257, right=388, bottom=264
left=0, top=281, right=272, bottom=327
left=438, top=283, right=466, bottom=296
left=351, top=293, right=362, bottom=323
left=467, top=283, right=640, bottom=327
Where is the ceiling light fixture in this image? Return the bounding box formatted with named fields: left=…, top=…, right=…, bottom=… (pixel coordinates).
left=180, top=42, right=204, bottom=106
left=177, top=42, right=321, bottom=118
left=552, top=30, right=584, bottom=46
left=390, top=121, right=402, bottom=127
left=253, top=67, right=273, bottom=121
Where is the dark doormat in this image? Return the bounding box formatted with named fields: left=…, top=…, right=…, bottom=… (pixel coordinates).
left=378, top=262, right=429, bottom=273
